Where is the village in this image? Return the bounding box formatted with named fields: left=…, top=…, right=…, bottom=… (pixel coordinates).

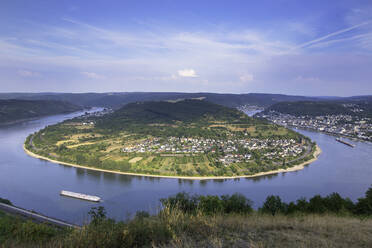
left=258, top=111, right=372, bottom=141
left=122, top=136, right=307, bottom=165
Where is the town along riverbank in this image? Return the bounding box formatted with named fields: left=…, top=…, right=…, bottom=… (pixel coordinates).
left=23, top=141, right=321, bottom=180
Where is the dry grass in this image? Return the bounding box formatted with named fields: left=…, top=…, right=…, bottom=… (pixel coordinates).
left=3, top=207, right=372, bottom=248
left=105, top=142, right=122, bottom=152
left=160, top=213, right=372, bottom=248
left=56, top=139, right=73, bottom=146
left=67, top=142, right=98, bottom=148
left=129, top=157, right=143, bottom=163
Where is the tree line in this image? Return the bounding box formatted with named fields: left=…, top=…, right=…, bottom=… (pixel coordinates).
left=160, top=186, right=372, bottom=216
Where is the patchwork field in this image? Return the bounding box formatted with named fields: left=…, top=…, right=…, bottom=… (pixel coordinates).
left=25, top=100, right=316, bottom=177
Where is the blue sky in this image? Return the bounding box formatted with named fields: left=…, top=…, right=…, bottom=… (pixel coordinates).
left=0, top=0, right=371, bottom=96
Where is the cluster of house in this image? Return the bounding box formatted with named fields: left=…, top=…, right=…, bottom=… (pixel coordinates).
left=81, top=108, right=113, bottom=118
left=259, top=111, right=372, bottom=141
left=122, top=136, right=306, bottom=165
left=77, top=108, right=114, bottom=126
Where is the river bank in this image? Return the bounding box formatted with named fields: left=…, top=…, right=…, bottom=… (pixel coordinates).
left=23, top=143, right=321, bottom=180
left=288, top=125, right=371, bottom=144
left=4, top=110, right=371, bottom=225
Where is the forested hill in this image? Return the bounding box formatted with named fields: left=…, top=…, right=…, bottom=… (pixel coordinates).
left=96, top=99, right=254, bottom=129
left=263, top=101, right=372, bottom=117
left=2, top=92, right=372, bottom=110
left=0, top=99, right=83, bottom=124
left=0, top=92, right=320, bottom=109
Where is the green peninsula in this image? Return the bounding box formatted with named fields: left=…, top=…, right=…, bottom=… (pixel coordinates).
left=25, top=99, right=317, bottom=178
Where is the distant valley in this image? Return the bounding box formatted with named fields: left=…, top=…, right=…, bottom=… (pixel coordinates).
left=258, top=100, right=372, bottom=141
left=0, top=99, right=83, bottom=125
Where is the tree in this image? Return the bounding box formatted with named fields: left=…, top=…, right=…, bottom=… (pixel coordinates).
left=199, top=195, right=224, bottom=215
left=323, top=193, right=354, bottom=214
left=88, top=206, right=107, bottom=225
left=307, top=195, right=327, bottom=214
left=261, top=195, right=285, bottom=216
left=160, top=192, right=198, bottom=214
left=355, top=186, right=372, bottom=215
left=221, top=193, right=253, bottom=214
left=0, top=197, right=12, bottom=205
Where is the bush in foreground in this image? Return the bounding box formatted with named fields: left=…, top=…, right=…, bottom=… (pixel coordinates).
left=160, top=192, right=253, bottom=215
left=1, top=186, right=372, bottom=247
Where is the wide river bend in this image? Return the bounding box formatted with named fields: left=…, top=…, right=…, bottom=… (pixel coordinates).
left=0, top=109, right=371, bottom=225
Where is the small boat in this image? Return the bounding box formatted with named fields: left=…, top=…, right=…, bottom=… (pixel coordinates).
left=335, top=138, right=355, bottom=148
left=60, top=190, right=101, bottom=202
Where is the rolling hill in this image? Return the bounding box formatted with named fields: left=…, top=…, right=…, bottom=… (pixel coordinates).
left=0, top=92, right=322, bottom=109
left=263, top=100, right=372, bottom=117
left=0, top=99, right=83, bottom=124
left=97, top=99, right=251, bottom=128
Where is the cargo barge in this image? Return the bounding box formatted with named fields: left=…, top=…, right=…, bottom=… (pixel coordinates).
left=336, top=138, right=355, bottom=148
left=60, top=190, right=101, bottom=202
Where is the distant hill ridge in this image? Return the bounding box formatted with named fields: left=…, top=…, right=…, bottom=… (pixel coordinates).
left=263, top=100, right=372, bottom=117
left=0, top=92, right=326, bottom=108
left=0, top=99, right=83, bottom=124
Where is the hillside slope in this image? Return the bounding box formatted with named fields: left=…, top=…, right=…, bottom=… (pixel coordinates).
left=0, top=99, right=83, bottom=124
left=97, top=99, right=252, bottom=129
left=264, top=101, right=352, bottom=116
left=263, top=100, right=372, bottom=117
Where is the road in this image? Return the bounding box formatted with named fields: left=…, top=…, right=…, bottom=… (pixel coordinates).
left=0, top=202, right=80, bottom=229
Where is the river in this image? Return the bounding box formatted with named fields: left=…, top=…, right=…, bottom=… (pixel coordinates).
left=0, top=110, right=371, bottom=225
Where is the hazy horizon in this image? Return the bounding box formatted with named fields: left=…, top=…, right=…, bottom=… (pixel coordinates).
left=0, top=91, right=371, bottom=98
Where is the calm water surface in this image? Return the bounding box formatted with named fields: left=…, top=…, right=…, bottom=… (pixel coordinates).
left=1, top=110, right=371, bottom=224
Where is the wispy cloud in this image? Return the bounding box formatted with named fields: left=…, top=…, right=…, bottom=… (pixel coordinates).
left=81, top=71, right=105, bottom=79
left=292, top=21, right=372, bottom=50
left=178, top=69, right=198, bottom=78
left=240, top=74, right=254, bottom=82
left=1, top=9, right=372, bottom=95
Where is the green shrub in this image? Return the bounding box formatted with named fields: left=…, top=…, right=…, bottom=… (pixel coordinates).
left=0, top=214, right=62, bottom=245
left=161, top=192, right=253, bottom=215
left=0, top=197, right=12, bottom=205
left=221, top=193, right=253, bottom=214
left=261, top=195, right=286, bottom=216
left=355, top=186, right=372, bottom=215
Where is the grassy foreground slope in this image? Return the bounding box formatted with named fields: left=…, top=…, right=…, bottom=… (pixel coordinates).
left=1, top=186, right=372, bottom=247
left=0, top=99, right=83, bottom=124
left=4, top=213, right=369, bottom=248
left=26, top=99, right=316, bottom=177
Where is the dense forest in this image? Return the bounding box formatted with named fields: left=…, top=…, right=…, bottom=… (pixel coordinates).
left=96, top=99, right=257, bottom=129
left=264, top=100, right=372, bottom=117
left=0, top=99, right=83, bottom=124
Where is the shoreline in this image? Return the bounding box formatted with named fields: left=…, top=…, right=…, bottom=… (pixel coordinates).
left=23, top=144, right=322, bottom=180
left=0, top=109, right=86, bottom=127
left=289, top=125, right=370, bottom=144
